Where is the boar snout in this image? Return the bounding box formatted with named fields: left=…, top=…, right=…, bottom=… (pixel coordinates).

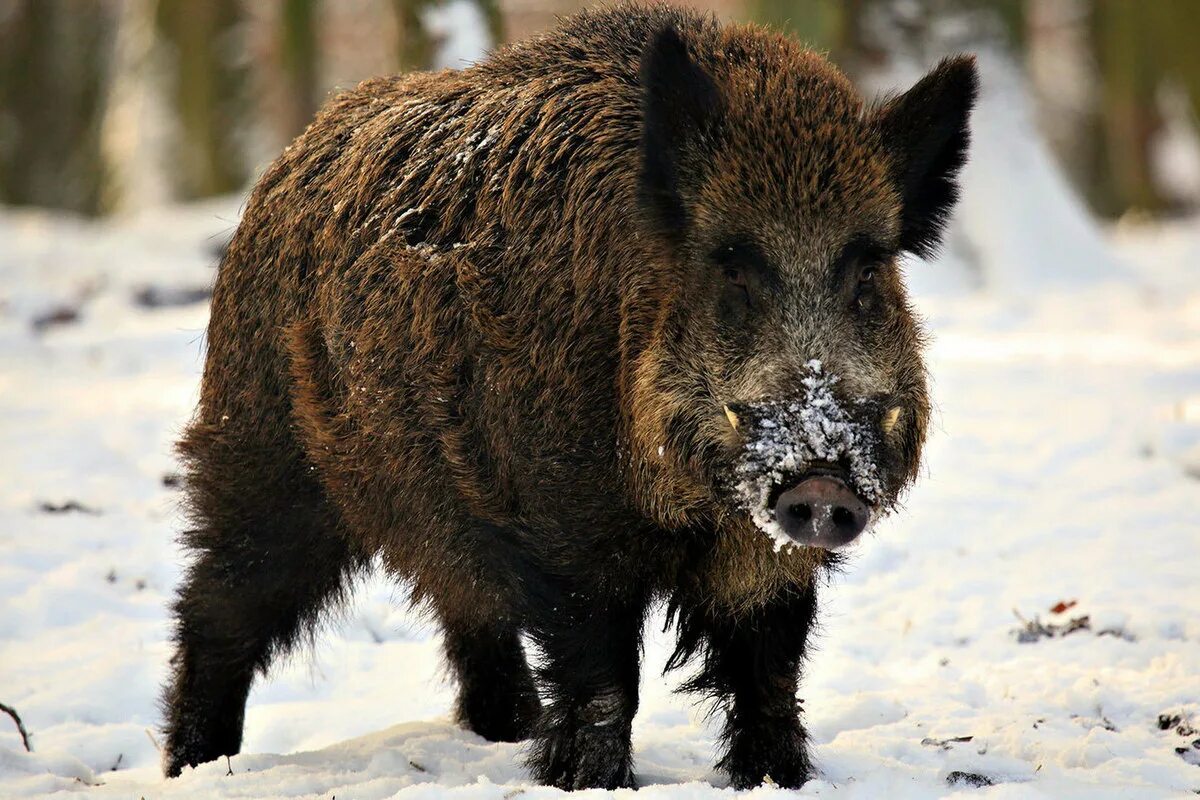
left=772, top=475, right=869, bottom=548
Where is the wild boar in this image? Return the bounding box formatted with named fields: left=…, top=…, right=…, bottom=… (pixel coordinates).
left=162, top=3, right=975, bottom=789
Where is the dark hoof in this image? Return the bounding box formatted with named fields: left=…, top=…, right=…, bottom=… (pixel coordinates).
left=722, top=722, right=813, bottom=790
left=528, top=712, right=636, bottom=790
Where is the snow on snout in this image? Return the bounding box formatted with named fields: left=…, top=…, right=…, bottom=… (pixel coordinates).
left=733, top=360, right=884, bottom=551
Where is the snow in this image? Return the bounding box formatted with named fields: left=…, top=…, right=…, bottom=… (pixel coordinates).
left=938, top=47, right=1130, bottom=293
left=422, top=0, right=492, bottom=70
left=859, top=14, right=1129, bottom=296
left=2, top=63, right=1200, bottom=800
left=1151, top=82, right=1200, bottom=208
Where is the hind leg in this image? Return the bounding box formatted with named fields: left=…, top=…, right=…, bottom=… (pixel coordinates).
left=442, top=618, right=541, bottom=742
left=162, top=429, right=367, bottom=776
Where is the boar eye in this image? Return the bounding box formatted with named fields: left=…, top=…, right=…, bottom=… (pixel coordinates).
left=712, top=239, right=764, bottom=312
left=723, top=266, right=751, bottom=308
left=836, top=235, right=894, bottom=311
left=853, top=262, right=881, bottom=309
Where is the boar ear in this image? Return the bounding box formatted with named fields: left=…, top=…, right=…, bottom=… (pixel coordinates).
left=874, top=55, right=978, bottom=257
left=639, top=24, right=721, bottom=236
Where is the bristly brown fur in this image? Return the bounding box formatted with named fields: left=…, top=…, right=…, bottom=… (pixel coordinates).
left=161, top=3, right=975, bottom=789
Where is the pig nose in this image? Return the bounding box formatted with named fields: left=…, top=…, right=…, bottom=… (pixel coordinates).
left=772, top=476, right=869, bottom=548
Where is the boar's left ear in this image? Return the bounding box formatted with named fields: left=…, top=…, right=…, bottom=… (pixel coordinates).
left=874, top=55, right=978, bottom=257
left=639, top=24, right=722, bottom=237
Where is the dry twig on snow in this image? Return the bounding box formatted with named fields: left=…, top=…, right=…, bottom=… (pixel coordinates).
left=0, top=701, right=32, bottom=752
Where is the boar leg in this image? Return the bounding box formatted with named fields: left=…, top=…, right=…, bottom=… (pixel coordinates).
left=525, top=590, right=649, bottom=790
left=161, top=426, right=367, bottom=777
left=441, top=618, right=540, bottom=742
left=677, top=585, right=819, bottom=789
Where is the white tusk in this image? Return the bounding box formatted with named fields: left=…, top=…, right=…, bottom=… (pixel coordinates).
left=723, top=405, right=740, bottom=431
left=882, top=406, right=902, bottom=435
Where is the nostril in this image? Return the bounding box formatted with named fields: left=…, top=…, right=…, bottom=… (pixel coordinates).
left=786, top=502, right=812, bottom=522
left=831, top=506, right=855, bottom=528
left=771, top=476, right=867, bottom=547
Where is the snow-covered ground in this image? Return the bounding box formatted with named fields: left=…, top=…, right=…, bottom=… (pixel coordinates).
left=3, top=72, right=1200, bottom=798
left=1, top=199, right=1197, bottom=800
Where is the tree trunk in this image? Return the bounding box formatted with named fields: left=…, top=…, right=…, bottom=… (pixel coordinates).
left=155, top=0, right=248, bottom=199
left=0, top=1, right=115, bottom=214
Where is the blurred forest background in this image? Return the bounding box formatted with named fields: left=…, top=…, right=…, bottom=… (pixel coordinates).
left=2, top=0, right=1199, bottom=221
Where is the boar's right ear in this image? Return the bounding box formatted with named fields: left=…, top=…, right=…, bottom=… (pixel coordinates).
left=638, top=24, right=721, bottom=237
left=874, top=55, right=978, bottom=258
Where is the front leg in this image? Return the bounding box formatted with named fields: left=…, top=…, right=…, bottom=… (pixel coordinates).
left=675, top=583, right=819, bottom=789
left=525, top=589, right=649, bottom=790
